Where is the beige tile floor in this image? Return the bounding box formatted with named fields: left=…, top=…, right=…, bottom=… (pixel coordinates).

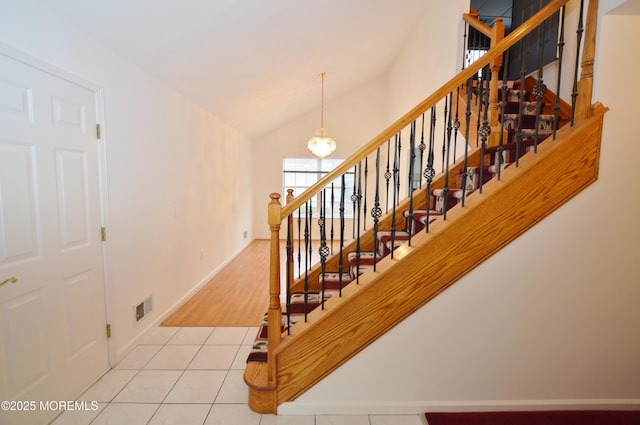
left=49, top=326, right=425, bottom=425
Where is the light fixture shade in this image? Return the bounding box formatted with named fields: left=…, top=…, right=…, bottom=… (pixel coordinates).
left=307, top=127, right=336, bottom=158
left=308, top=72, right=336, bottom=158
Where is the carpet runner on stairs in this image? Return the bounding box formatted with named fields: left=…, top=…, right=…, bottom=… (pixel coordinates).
left=246, top=82, right=556, bottom=365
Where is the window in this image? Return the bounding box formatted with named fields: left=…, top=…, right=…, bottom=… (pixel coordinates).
left=283, top=157, right=355, bottom=218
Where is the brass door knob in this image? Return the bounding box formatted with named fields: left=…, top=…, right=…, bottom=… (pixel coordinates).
left=0, top=277, right=17, bottom=287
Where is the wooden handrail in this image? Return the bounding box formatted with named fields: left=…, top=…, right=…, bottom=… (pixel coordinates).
left=463, top=12, right=493, bottom=37
left=280, top=0, right=570, bottom=219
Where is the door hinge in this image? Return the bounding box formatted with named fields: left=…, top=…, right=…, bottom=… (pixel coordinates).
left=101, top=227, right=107, bottom=242
left=96, top=123, right=101, bottom=139
left=106, top=323, right=112, bottom=338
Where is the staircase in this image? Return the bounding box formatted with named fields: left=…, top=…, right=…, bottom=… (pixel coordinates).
left=244, top=0, right=607, bottom=414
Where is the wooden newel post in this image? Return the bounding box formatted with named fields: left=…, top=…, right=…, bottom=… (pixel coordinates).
left=267, top=193, right=282, bottom=385
left=575, top=0, right=598, bottom=120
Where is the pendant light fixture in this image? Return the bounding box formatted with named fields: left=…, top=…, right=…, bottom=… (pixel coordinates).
left=307, top=72, right=336, bottom=158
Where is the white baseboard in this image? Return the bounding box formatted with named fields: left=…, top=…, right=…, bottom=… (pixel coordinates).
left=278, top=398, right=640, bottom=415
left=113, top=238, right=254, bottom=365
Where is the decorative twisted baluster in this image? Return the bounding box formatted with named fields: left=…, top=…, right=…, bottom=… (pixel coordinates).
left=461, top=78, right=472, bottom=207
left=385, top=139, right=391, bottom=213
left=371, top=147, right=382, bottom=271
left=571, top=0, right=585, bottom=126
left=330, top=182, right=335, bottom=254
left=354, top=161, right=362, bottom=283
left=319, top=190, right=329, bottom=310
left=515, top=32, right=528, bottom=168
left=497, top=49, right=510, bottom=182
left=462, top=22, right=468, bottom=70
left=478, top=66, right=491, bottom=194
left=418, top=113, right=426, bottom=186
left=337, top=174, right=346, bottom=296
left=390, top=133, right=400, bottom=259
left=303, top=200, right=310, bottom=322
left=441, top=96, right=448, bottom=173
left=407, top=120, right=416, bottom=245
left=351, top=165, right=357, bottom=240
left=363, top=157, right=368, bottom=231
left=285, top=206, right=292, bottom=335
left=553, top=6, right=566, bottom=140
left=395, top=134, right=402, bottom=206
left=442, top=91, right=454, bottom=223
left=297, top=208, right=302, bottom=277
left=424, top=106, right=436, bottom=230
left=453, top=85, right=461, bottom=162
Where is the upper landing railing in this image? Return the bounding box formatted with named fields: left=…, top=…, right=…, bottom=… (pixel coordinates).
left=262, top=0, right=599, bottom=388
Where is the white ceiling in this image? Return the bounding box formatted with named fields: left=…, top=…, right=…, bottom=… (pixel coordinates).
left=37, top=0, right=431, bottom=139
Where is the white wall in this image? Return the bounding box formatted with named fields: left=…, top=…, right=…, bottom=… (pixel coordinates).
left=386, top=0, right=469, bottom=122
left=0, top=0, right=253, bottom=362
left=251, top=76, right=388, bottom=239
left=280, top=1, right=640, bottom=415
left=251, top=1, right=471, bottom=240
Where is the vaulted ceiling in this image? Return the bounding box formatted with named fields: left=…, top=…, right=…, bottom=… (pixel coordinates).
left=36, top=0, right=432, bottom=139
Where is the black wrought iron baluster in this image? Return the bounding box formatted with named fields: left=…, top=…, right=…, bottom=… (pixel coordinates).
left=363, top=157, right=368, bottom=231
left=497, top=49, right=510, bottom=181
left=476, top=69, right=484, bottom=147
left=390, top=133, right=400, bottom=260
left=303, top=200, right=310, bottom=322
left=297, top=207, right=302, bottom=278
left=479, top=66, right=491, bottom=194
left=407, top=120, right=416, bottom=245
left=553, top=6, right=566, bottom=139
left=285, top=211, right=292, bottom=334
left=453, top=85, right=461, bottom=161
left=385, top=139, right=391, bottom=214
left=441, top=96, right=448, bottom=173
left=355, top=161, right=362, bottom=283
left=462, top=22, right=468, bottom=70
left=515, top=32, right=528, bottom=168
left=372, top=147, right=382, bottom=271
left=441, top=91, right=454, bottom=224
left=461, top=78, right=473, bottom=208
left=319, top=190, right=329, bottom=310
left=571, top=0, right=585, bottom=126
left=338, top=174, right=346, bottom=296
left=395, top=133, right=402, bottom=206
left=330, top=182, right=335, bottom=254
left=419, top=113, right=426, bottom=186
left=308, top=200, right=312, bottom=271
left=351, top=165, right=357, bottom=240
left=424, top=105, right=436, bottom=229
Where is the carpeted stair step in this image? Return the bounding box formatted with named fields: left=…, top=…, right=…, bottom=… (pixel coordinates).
left=319, top=272, right=353, bottom=291
left=376, top=230, right=411, bottom=257
left=246, top=290, right=337, bottom=363
left=347, top=251, right=381, bottom=277
left=502, top=113, right=555, bottom=130
left=403, top=209, right=443, bottom=234
left=432, top=188, right=477, bottom=212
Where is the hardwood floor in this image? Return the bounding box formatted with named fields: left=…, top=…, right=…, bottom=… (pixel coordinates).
left=162, top=240, right=271, bottom=327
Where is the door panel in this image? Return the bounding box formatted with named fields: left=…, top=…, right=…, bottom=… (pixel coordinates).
left=0, top=52, right=109, bottom=425
left=0, top=141, right=40, bottom=264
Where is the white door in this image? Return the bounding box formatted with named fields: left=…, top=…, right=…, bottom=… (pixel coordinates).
left=0, top=53, right=109, bottom=425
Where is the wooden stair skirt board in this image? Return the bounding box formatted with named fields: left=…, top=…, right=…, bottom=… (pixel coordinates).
left=244, top=104, right=608, bottom=413
left=424, top=410, right=640, bottom=425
